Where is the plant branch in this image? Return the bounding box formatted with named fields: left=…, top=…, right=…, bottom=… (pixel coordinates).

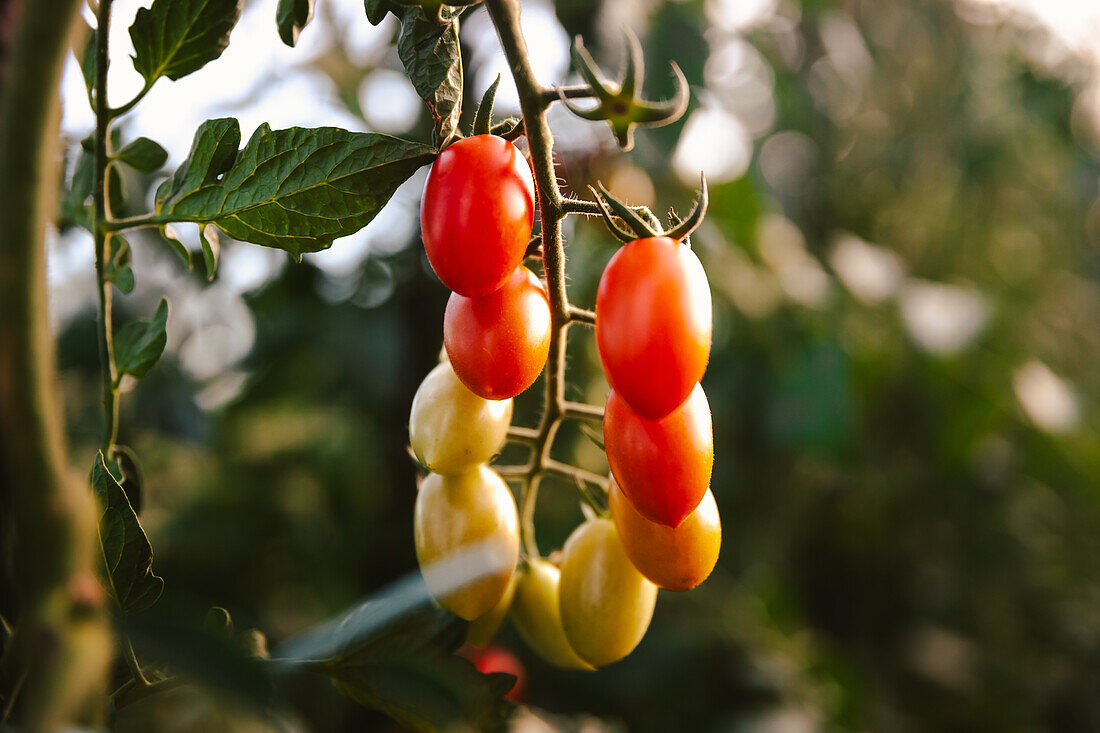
left=0, top=0, right=113, bottom=726
left=486, top=0, right=609, bottom=558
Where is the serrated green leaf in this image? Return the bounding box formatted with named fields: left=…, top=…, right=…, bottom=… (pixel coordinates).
left=115, top=137, right=169, bottom=172
left=91, top=452, right=164, bottom=613
left=159, top=119, right=436, bottom=256
left=106, top=235, right=135, bottom=294
left=129, top=0, right=242, bottom=84
left=396, top=6, right=462, bottom=146
left=199, top=223, right=220, bottom=280
left=276, top=0, right=314, bottom=47
left=114, top=298, right=169, bottom=379
left=156, top=119, right=240, bottom=214
left=321, top=611, right=515, bottom=733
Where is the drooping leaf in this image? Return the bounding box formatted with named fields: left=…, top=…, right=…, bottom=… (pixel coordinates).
left=91, top=452, right=164, bottom=613
left=160, top=224, right=194, bottom=268
left=107, top=164, right=126, bottom=216
left=158, top=118, right=436, bottom=257
left=276, top=0, right=314, bottom=47
left=318, top=607, right=515, bottom=733
left=199, top=223, right=220, bottom=280
left=396, top=6, right=462, bottom=146
left=114, top=298, right=169, bottom=379
left=77, top=22, right=97, bottom=101
left=61, top=147, right=95, bottom=230
left=129, top=0, right=243, bottom=84
left=116, top=137, right=169, bottom=172
left=363, top=0, right=403, bottom=26
left=105, top=235, right=135, bottom=294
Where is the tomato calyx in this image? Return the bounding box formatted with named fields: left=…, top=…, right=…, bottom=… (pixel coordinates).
left=589, top=174, right=708, bottom=247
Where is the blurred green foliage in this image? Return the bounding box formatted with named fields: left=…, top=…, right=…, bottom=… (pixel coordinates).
left=9, top=0, right=1100, bottom=730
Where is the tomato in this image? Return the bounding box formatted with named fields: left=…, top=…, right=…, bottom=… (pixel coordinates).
left=414, top=466, right=519, bottom=620
left=558, top=519, right=657, bottom=667
left=444, top=266, right=551, bottom=400
left=596, top=236, right=712, bottom=419
left=466, top=572, right=517, bottom=648
left=421, top=134, right=536, bottom=297
left=510, top=558, right=593, bottom=671
left=461, top=645, right=526, bottom=701
left=604, top=383, right=713, bottom=528
left=409, top=361, right=513, bottom=475
left=610, top=481, right=720, bottom=591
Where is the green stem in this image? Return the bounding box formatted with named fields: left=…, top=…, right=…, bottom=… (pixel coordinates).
left=0, top=0, right=113, bottom=727
left=94, top=0, right=121, bottom=458
left=485, top=0, right=611, bottom=557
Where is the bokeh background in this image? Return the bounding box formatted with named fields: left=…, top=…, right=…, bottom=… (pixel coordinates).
left=29, top=0, right=1100, bottom=729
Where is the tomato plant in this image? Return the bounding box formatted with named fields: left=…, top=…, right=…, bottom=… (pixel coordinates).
left=421, top=134, right=535, bottom=297
left=510, top=558, right=594, bottom=671
left=596, top=236, right=712, bottom=419
left=444, top=265, right=552, bottom=400
left=604, top=383, right=714, bottom=527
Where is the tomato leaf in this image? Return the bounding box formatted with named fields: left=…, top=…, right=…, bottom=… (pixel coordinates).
left=396, top=6, right=463, bottom=146
left=157, top=118, right=436, bottom=257
left=105, top=235, right=135, bottom=294
left=115, top=137, right=169, bottom=173
left=115, top=298, right=169, bottom=379
left=129, top=0, right=242, bottom=84
left=318, top=608, right=516, bottom=733
left=77, top=22, right=97, bottom=100
left=363, top=0, right=403, bottom=26
left=199, top=223, right=220, bottom=280
left=61, top=147, right=95, bottom=231
left=276, top=0, right=314, bottom=47
left=91, top=452, right=164, bottom=613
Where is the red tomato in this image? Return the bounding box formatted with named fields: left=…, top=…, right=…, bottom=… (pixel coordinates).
left=421, top=135, right=535, bottom=297
left=461, top=644, right=526, bottom=702
left=596, top=236, right=711, bottom=419
left=603, top=383, right=713, bottom=527
left=444, top=266, right=551, bottom=400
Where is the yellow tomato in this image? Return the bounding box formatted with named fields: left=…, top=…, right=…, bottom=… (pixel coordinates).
left=466, top=571, right=517, bottom=647
left=510, top=558, right=594, bottom=670
left=409, top=361, right=513, bottom=475
left=558, top=518, right=657, bottom=667
left=414, top=466, right=519, bottom=620
left=610, top=482, right=721, bottom=591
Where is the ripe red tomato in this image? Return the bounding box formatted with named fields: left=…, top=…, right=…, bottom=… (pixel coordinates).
left=461, top=644, right=526, bottom=702
left=595, top=236, right=711, bottom=419
left=603, top=383, right=713, bottom=528
left=421, top=135, right=535, bottom=297
left=444, top=266, right=551, bottom=400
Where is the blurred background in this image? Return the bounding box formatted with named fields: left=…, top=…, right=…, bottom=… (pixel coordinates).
left=27, top=0, right=1100, bottom=729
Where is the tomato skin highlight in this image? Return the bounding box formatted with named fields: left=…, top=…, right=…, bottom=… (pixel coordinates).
left=558, top=519, right=657, bottom=668
left=414, top=466, right=520, bottom=621
left=421, top=135, right=535, bottom=297
left=444, top=266, right=551, bottom=400
left=610, top=482, right=721, bottom=591
left=604, top=383, right=713, bottom=528
left=596, top=236, right=712, bottom=419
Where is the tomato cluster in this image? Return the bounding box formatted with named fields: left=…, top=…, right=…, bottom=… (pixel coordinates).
left=410, top=132, right=719, bottom=671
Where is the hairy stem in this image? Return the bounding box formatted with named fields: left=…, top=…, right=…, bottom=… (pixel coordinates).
left=0, top=0, right=113, bottom=728
left=485, top=0, right=608, bottom=557
left=94, top=0, right=120, bottom=456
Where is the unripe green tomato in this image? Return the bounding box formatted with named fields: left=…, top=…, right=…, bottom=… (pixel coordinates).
left=559, top=518, right=657, bottom=667
left=510, top=558, right=594, bottom=671
left=466, top=571, right=517, bottom=648
left=414, top=466, right=519, bottom=620
left=409, top=361, right=513, bottom=475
